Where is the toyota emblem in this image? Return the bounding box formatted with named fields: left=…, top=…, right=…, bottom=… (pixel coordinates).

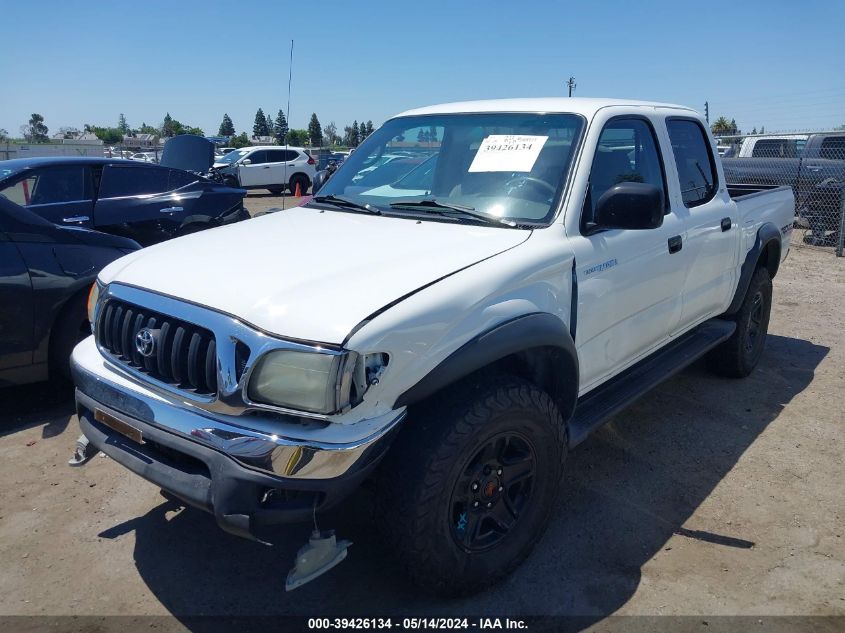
left=135, top=328, right=157, bottom=357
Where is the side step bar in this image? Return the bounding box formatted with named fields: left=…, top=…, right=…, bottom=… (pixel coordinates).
left=568, top=320, right=736, bottom=448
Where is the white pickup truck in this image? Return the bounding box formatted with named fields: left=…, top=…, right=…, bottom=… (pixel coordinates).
left=71, top=98, right=794, bottom=595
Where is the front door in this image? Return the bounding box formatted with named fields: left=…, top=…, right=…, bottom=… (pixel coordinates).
left=569, top=116, right=689, bottom=392
left=237, top=150, right=269, bottom=187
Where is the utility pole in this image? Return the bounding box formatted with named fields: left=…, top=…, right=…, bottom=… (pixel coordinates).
left=704, top=101, right=709, bottom=124
left=566, top=76, right=576, bottom=97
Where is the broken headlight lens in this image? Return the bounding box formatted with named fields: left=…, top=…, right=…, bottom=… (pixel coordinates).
left=247, top=350, right=344, bottom=414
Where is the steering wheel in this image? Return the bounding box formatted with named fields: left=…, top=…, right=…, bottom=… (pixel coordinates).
left=503, top=176, right=556, bottom=202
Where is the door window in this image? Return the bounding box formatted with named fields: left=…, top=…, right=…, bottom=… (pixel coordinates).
left=584, top=118, right=666, bottom=223
left=666, top=119, right=718, bottom=207
left=0, top=166, right=90, bottom=206
left=245, top=151, right=267, bottom=165
left=265, top=150, right=290, bottom=163
left=819, top=137, right=845, bottom=160
left=99, top=165, right=170, bottom=198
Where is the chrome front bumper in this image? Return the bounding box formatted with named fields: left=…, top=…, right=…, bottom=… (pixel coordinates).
left=71, top=336, right=405, bottom=481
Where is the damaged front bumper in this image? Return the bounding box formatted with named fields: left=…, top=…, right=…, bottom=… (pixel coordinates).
left=71, top=337, right=404, bottom=541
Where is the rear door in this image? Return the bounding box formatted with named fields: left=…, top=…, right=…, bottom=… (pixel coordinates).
left=569, top=115, right=689, bottom=391
left=0, top=165, right=95, bottom=228
left=265, top=149, right=291, bottom=188
left=666, top=118, right=737, bottom=325
left=94, top=164, right=192, bottom=245
left=237, top=150, right=268, bottom=187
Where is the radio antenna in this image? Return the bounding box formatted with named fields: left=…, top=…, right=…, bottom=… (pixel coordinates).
left=283, top=39, right=294, bottom=210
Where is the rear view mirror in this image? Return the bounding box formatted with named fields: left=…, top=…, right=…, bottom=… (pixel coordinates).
left=593, top=182, right=664, bottom=231
left=241, top=159, right=252, bottom=166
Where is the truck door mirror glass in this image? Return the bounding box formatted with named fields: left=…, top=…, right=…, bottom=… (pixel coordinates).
left=592, top=182, right=664, bottom=231
left=241, top=159, right=252, bottom=166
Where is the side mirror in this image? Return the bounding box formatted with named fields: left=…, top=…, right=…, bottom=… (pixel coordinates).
left=593, top=182, right=664, bottom=231
left=241, top=159, right=252, bottom=166
left=312, top=170, right=329, bottom=195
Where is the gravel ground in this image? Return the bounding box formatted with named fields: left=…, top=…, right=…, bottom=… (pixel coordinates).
left=0, top=245, right=842, bottom=625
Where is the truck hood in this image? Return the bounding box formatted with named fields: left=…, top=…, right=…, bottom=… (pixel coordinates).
left=100, top=207, right=530, bottom=343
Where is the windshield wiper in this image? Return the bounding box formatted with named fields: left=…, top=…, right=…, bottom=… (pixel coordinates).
left=308, top=195, right=381, bottom=215
left=388, top=198, right=515, bottom=226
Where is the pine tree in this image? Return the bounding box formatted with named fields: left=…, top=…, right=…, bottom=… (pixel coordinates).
left=274, top=110, right=289, bottom=144
left=365, top=120, right=374, bottom=137
left=118, top=113, right=129, bottom=134
left=307, top=113, right=322, bottom=146
left=428, top=126, right=438, bottom=143
left=265, top=113, right=274, bottom=140
left=253, top=108, right=269, bottom=138
left=218, top=113, right=235, bottom=136
left=352, top=120, right=360, bottom=147
left=417, top=129, right=426, bottom=143
left=162, top=112, right=175, bottom=137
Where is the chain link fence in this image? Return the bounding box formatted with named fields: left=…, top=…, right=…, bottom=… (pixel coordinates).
left=718, top=131, right=845, bottom=255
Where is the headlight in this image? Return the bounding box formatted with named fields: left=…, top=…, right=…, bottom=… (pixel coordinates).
left=86, top=282, right=101, bottom=330
left=247, top=350, right=346, bottom=414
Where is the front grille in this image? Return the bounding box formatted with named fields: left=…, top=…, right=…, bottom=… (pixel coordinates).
left=97, top=299, right=218, bottom=395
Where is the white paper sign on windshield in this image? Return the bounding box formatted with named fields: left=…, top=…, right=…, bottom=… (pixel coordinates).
left=468, top=135, right=548, bottom=172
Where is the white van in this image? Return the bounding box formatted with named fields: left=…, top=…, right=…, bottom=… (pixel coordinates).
left=213, top=145, right=316, bottom=194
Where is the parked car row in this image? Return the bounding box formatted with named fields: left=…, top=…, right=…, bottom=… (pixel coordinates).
left=0, top=136, right=251, bottom=386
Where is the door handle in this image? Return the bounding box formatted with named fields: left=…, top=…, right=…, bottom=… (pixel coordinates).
left=62, top=215, right=89, bottom=223
left=262, top=165, right=271, bottom=169
left=159, top=206, right=183, bottom=213
left=287, top=164, right=296, bottom=167
left=721, top=217, right=732, bottom=231
left=668, top=235, right=683, bottom=254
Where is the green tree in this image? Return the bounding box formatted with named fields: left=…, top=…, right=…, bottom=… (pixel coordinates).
left=230, top=132, right=251, bottom=148
left=218, top=113, right=235, bottom=136
left=351, top=120, right=360, bottom=147
left=265, top=113, right=274, bottom=141
left=323, top=121, right=338, bottom=146
left=24, top=113, right=49, bottom=142
left=307, top=113, right=322, bottom=145
left=117, top=113, right=129, bottom=134
left=365, top=120, right=374, bottom=137
left=286, top=129, right=309, bottom=145
left=274, top=110, right=289, bottom=144
left=161, top=112, right=177, bottom=137
left=86, top=125, right=124, bottom=144
left=710, top=116, right=732, bottom=136
left=253, top=108, right=269, bottom=138
left=183, top=126, right=204, bottom=136
left=0, top=128, right=7, bottom=141
left=137, top=122, right=159, bottom=136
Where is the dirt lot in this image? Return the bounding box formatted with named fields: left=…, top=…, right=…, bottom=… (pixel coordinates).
left=0, top=245, right=843, bottom=625
left=242, top=190, right=306, bottom=216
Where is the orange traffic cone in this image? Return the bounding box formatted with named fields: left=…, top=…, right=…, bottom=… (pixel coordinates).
left=294, top=181, right=302, bottom=198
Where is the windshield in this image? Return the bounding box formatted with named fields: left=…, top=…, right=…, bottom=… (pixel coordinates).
left=315, top=112, right=584, bottom=224
left=217, top=149, right=249, bottom=164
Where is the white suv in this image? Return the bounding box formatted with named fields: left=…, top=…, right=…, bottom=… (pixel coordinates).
left=213, top=145, right=316, bottom=194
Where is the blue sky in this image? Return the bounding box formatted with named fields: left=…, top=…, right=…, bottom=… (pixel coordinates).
left=2, top=0, right=843, bottom=137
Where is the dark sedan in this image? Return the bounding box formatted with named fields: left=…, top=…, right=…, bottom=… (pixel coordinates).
left=0, top=155, right=248, bottom=246
left=0, top=196, right=140, bottom=386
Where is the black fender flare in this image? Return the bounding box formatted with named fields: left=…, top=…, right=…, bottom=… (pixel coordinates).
left=725, top=222, right=782, bottom=316
left=394, top=312, right=579, bottom=421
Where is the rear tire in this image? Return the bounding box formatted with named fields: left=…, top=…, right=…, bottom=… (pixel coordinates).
left=375, top=375, right=566, bottom=596
left=707, top=267, right=772, bottom=378
left=49, top=292, right=90, bottom=381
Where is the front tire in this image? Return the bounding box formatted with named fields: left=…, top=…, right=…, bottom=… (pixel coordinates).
left=707, top=267, right=772, bottom=378
left=375, top=376, right=567, bottom=596
left=50, top=292, right=90, bottom=381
